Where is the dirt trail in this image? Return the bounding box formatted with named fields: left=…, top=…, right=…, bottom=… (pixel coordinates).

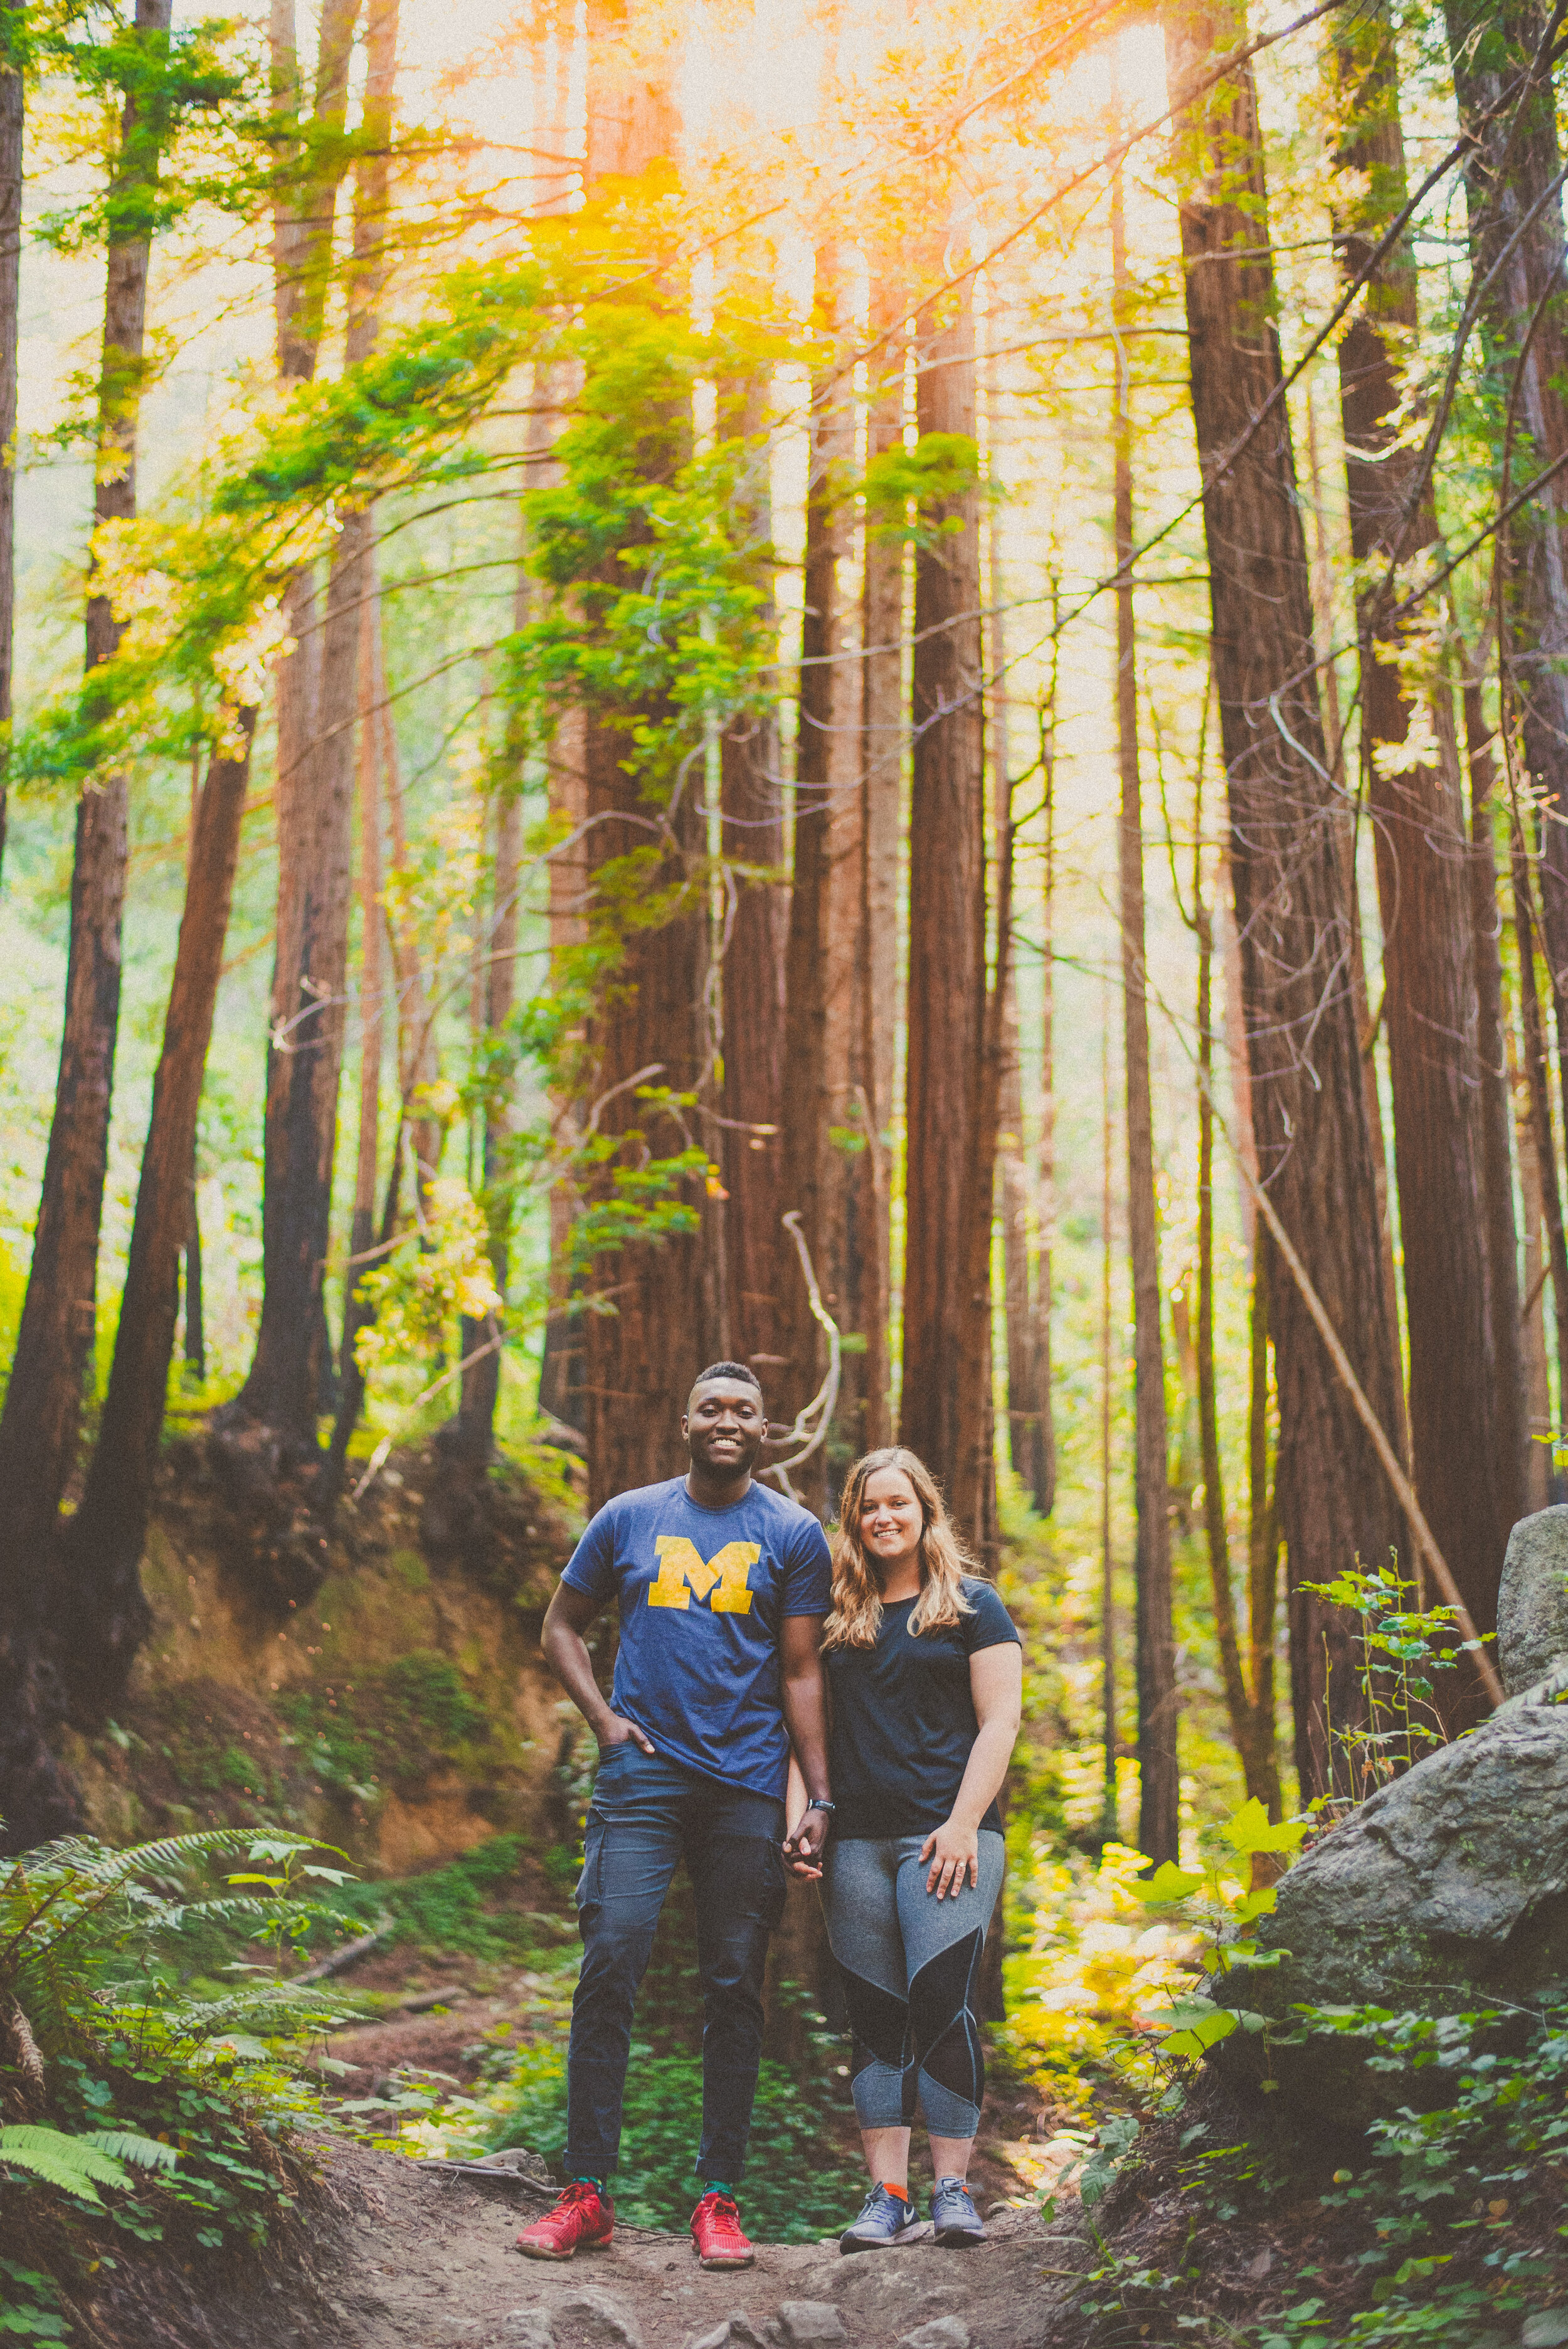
left=218, top=2145, right=1093, bottom=2349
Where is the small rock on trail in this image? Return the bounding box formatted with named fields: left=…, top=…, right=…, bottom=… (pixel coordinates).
left=191, top=2141, right=1090, bottom=2349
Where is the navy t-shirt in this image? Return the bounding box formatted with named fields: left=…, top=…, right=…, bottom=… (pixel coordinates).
left=561, top=1477, right=833, bottom=1800
left=825, top=1577, right=1021, bottom=1839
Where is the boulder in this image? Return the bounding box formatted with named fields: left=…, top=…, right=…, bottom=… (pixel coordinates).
left=1208, top=1507, right=1568, bottom=2125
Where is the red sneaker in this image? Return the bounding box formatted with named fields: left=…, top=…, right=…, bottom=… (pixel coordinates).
left=516, top=2181, right=615, bottom=2260
left=690, top=2190, right=755, bottom=2269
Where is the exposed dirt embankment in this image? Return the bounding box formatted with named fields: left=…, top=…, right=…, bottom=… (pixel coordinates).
left=62, top=1431, right=586, bottom=1881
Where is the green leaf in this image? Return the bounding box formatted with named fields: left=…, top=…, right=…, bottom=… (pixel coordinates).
left=1132, top=1862, right=1205, bottom=1907
left=0, top=2126, right=132, bottom=2203
left=1222, top=1798, right=1307, bottom=1858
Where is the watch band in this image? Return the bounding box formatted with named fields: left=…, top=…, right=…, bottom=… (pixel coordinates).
left=806, top=1798, right=836, bottom=1814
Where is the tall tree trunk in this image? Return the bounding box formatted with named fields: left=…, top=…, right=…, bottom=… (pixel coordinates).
left=778, top=257, right=849, bottom=1514
left=1036, top=682, right=1059, bottom=1515
left=1166, top=0, right=1406, bottom=1798
left=1441, top=5, right=1568, bottom=1091
left=183, top=1151, right=204, bottom=1383
left=1463, top=677, right=1527, bottom=1532
left=718, top=375, right=788, bottom=1416
left=857, top=296, right=906, bottom=1453
left=1111, top=161, right=1179, bottom=1867
left=0, top=0, right=172, bottom=1585
left=55, top=716, right=257, bottom=1719
left=580, top=14, right=711, bottom=1509
left=0, top=26, right=21, bottom=891
left=1099, top=1003, right=1119, bottom=1844
left=901, top=277, right=989, bottom=1534
left=1196, top=766, right=1281, bottom=1813
left=1513, top=1000, right=1555, bottom=1507
left=1333, top=4, right=1517, bottom=1709
left=339, top=589, right=387, bottom=1397
left=988, top=347, right=1049, bottom=1513
left=233, top=0, right=364, bottom=1445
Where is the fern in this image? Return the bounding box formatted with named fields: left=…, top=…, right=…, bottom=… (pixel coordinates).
left=0, top=2126, right=141, bottom=2204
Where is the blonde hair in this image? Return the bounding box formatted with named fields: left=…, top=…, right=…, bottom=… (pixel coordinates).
left=824, top=1447, right=977, bottom=1650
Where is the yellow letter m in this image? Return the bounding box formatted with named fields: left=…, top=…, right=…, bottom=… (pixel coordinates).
left=649, top=1537, right=760, bottom=1614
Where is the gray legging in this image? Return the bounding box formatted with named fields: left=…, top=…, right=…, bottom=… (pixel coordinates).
left=820, top=1831, right=1005, bottom=2141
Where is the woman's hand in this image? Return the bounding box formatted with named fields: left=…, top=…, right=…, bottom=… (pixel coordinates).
left=920, top=1817, right=979, bottom=1899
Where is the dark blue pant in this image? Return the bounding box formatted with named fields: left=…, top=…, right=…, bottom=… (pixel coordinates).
left=564, top=1743, right=787, bottom=2183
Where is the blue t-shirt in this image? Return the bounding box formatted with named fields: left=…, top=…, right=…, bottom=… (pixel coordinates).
left=561, top=1477, right=833, bottom=1799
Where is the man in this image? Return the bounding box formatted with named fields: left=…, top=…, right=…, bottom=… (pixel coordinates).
left=517, top=1362, right=834, bottom=2271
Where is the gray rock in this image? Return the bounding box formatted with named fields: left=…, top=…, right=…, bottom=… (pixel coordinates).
left=685, top=2320, right=768, bottom=2349
left=896, top=2322, right=971, bottom=2349
left=506, top=2316, right=557, bottom=2349
left=551, top=2290, right=645, bottom=2349
left=1209, top=1515, right=1568, bottom=2123
left=1522, top=2316, right=1568, bottom=2349
left=1500, top=1509, right=1568, bottom=1694
left=776, top=2305, right=847, bottom=2346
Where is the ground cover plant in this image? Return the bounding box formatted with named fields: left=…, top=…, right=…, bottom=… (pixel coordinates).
left=0, top=1827, right=347, bottom=2340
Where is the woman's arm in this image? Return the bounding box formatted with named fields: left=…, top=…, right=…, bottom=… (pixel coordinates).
left=921, top=1642, right=1024, bottom=1897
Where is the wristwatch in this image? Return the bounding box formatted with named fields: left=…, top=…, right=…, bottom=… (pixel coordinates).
left=806, top=1798, right=836, bottom=1815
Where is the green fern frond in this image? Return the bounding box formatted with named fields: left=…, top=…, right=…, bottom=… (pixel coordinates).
left=81, top=2129, right=177, bottom=2172
left=0, top=2125, right=132, bottom=2203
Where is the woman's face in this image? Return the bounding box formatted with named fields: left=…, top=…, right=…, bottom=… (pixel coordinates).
left=859, top=1468, right=924, bottom=1567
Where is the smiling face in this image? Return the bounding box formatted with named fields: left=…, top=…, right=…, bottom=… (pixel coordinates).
left=858, top=1466, right=924, bottom=1572
left=682, top=1377, right=766, bottom=1480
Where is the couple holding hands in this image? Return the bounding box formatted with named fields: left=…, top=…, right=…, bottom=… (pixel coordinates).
left=517, top=1361, right=1022, bottom=2271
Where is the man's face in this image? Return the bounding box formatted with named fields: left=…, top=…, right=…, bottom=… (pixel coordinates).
left=683, top=1378, right=766, bottom=1478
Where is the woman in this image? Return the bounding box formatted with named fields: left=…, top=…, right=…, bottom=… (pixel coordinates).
left=787, top=1447, right=1023, bottom=2254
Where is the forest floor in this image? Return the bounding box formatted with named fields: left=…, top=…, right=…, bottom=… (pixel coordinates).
left=194, top=2141, right=1091, bottom=2349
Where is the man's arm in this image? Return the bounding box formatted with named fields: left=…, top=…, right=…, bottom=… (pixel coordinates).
left=779, top=1613, right=830, bottom=1872
left=541, top=1580, right=656, bottom=1752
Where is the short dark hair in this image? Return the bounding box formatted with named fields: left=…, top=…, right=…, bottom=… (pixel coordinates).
left=691, top=1360, right=762, bottom=1394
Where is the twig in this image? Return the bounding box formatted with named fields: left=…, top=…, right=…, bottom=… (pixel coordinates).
left=758, top=1212, right=842, bottom=1500
left=1215, top=1085, right=1505, bottom=1710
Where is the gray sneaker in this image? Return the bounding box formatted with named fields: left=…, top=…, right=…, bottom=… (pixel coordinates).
left=930, top=2177, right=984, bottom=2246
left=839, top=2182, right=919, bottom=2253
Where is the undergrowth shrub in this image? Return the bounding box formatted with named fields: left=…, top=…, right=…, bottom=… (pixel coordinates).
left=0, top=1828, right=345, bottom=2336
left=277, top=1649, right=494, bottom=1801
left=319, top=1832, right=572, bottom=1957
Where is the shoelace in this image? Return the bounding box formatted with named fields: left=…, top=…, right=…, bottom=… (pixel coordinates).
left=558, top=2182, right=602, bottom=2211
left=702, top=2195, right=744, bottom=2230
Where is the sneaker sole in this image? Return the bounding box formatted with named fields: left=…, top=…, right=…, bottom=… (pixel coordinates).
left=839, top=2227, right=917, bottom=2254
left=931, top=2227, right=983, bottom=2248
left=516, top=2235, right=613, bottom=2260
left=696, top=2251, right=755, bottom=2269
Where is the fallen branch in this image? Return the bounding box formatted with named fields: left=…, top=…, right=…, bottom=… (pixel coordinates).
left=296, top=1919, right=393, bottom=1982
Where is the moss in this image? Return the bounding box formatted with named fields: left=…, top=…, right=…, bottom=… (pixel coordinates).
left=278, top=1649, right=494, bottom=1801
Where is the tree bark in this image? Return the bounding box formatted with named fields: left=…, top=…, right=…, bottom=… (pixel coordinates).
left=56, top=716, right=257, bottom=1719
left=1165, top=0, right=1406, bottom=1798
left=580, top=14, right=712, bottom=1509
left=901, top=280, right=989, bottom=1534
left=1463, top=679, right=1527, bottom=1534
left=0, top=0, right=172, bottom=1588
left=857, top=299, right=906, bottom=1455
left=236, top=509, right=366, bottom=1440
left=1112, top=159, right=1179, bottom=1867
left=0, top=27, right=21, bottom=891
left=231, top=0, right=365, bottom=1446
left=718, top=375, right=788, bottom=1414
left=1333, top=4, right=1518, bottom=1705
left=778, top=257, right=850, bottom=1514
left=1441, top=4, right=1568, bottom=1069
left=989, top=351, right=1050, bottom=1514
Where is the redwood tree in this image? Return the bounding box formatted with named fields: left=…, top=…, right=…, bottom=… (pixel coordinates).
left=578, top=8, right=714, bottom=1509
left=1333, top=3, right=1520, bottom=1703
left=0, top=0, right=175, bottom=1601
left=0, top=14, right=22, bottom=891
left=56, top=716, right=257, bottom=1719
left=231, top=0, right=364, bottom=1443
left=901, top=272, right=991, bottom=1540
left=1166, top=0, right=1406, bottom=1796
left=1111, top=159, right=1179, bottom=1866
